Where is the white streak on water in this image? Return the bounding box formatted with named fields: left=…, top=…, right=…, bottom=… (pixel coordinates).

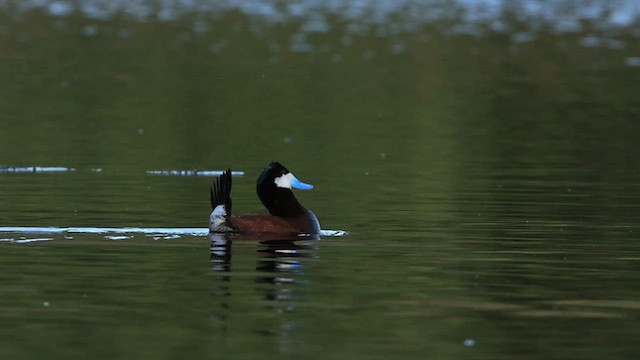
left=0, top=167, right=75, bottom=173
left=146, top=170, right=245, bottom=176
left=104, top=235, right=133, bottom=240
left=0, top=227, right=208, bottom=235
left=0, top=227, right=66, bottom=234
left=0, top=238, right=55, bottom=244
left=0, top=227, right=348, bottom=238
left=0, top=166, right=244, bottom=176
left=14, top=238, right=54, bottom=243
left=152, top=234, right=182, bottom=240
left=68, top=227, right=210, bottom=235
left=319, top=230, right=349, bottom=237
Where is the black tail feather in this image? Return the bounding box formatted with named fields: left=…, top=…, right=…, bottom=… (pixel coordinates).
left=210, top=169, right=232, bottom=215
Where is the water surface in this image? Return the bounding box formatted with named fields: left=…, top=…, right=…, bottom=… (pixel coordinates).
left=1, top=1, right=640, bottom=359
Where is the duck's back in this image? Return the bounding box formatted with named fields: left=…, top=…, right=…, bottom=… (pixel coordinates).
left=229, top=210, right=320, bottom=234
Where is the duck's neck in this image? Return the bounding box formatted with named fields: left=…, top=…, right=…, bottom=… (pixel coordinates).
left=259, top=188, right=307, bottom=217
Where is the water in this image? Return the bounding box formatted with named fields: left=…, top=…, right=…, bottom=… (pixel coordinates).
left=1, top=1, right=640, bottom=359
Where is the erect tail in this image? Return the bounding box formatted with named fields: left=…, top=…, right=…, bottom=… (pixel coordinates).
left=210, top=169, right=232, bottom=215
left=209, top=169, right=234, bottom=232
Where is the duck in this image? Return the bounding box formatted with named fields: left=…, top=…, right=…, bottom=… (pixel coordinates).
left=209, top=162, right=321, bottom=235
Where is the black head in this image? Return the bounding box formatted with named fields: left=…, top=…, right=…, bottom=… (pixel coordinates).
left=256, top=162, right=313, bottom=217
left=257, top=162, right=290, bottom=189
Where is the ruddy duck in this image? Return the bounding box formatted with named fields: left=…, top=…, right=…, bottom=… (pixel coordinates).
left=209, top=162, right=320, bottom=235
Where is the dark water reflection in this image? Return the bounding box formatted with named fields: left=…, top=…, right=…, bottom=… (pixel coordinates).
left=208, top=234, right=321, bottom=354
left=209, top=233, right=318, bottom=310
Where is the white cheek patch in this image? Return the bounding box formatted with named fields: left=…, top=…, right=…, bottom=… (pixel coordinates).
left=274, top=173, right=293, bottom=189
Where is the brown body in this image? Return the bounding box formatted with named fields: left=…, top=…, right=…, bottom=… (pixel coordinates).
left=229, top=210, right=319, bottom=234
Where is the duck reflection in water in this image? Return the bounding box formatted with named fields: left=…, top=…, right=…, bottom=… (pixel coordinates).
left=209, top=233, right=319, bottom=311
left=208, top=229, right=338, bottom=343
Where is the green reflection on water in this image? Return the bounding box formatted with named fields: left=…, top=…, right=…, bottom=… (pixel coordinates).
left=1, top=4, right=640, bottom=360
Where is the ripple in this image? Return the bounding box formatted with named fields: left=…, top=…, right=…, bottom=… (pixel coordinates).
left=145, top=170, right=245, bottom=176
left=0, top=166, right=75, bottom=173
left=0, top=227, right=349, bottom=239
left=0, top=237, right=54, bottom=243
left=0, top=165, right=243, bottom=176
